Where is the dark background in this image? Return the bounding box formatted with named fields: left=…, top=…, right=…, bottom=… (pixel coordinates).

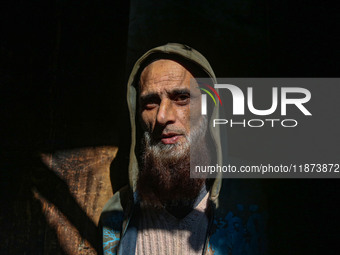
left=1, top=0, right=339, bottom=254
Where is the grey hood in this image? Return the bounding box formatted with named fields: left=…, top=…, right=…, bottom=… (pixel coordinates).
left=126, top=43, right=225, bottom=206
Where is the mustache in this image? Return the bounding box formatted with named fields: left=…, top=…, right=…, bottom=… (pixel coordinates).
left=148, top=127, right=187, bottom=144
left=144, top=115, right=208, bottom=147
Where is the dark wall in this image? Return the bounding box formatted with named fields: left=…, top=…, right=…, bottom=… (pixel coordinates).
left=1, top=1, right=130, bottom=254
left=1, top=0, right=339, bottom=254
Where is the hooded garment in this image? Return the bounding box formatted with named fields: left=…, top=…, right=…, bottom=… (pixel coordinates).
left=100, top=43, right=267, bottom=255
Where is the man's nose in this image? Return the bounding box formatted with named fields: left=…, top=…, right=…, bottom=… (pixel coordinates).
left=156, top=99, right=175, bottom=126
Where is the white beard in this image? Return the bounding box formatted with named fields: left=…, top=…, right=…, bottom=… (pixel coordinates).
left=143, top=115, right=208, bottom=161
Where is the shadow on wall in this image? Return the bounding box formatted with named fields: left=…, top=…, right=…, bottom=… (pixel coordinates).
left=1, top=151, right=111, bottom=254
left=0, top=0, right=130, bottom=254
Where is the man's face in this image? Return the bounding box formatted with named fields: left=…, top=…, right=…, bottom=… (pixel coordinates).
left=139, top=59, right=202, bottom=150
left=137, top=59, right=209, bottom=206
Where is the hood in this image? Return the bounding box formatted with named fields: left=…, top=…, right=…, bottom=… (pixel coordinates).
left=126, top=43, right=225, bottom=206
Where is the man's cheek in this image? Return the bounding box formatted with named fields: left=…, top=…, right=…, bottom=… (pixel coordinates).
left=141, top=113, right=153, bottom=131
left=179, top=107, right=191, bottom=121
left=140, top=117, right=149, bottom=131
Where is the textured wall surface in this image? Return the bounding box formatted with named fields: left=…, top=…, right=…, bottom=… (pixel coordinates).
left=1, top=0, right=130, bottom=254
left=36, top=147, right=116, bottom=254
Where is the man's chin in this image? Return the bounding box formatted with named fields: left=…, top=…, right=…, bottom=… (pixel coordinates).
left=137, top=143, right=205, bottom=208
left=149, top=141, right=188, bottom=159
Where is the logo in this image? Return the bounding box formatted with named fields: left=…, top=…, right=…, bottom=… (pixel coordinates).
left=198, top=82, right=222, bottom=115
left=197, top=79, right=312, bottom=128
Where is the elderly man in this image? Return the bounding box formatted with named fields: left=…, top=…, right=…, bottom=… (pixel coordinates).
left=101, top=43, right=266, bottom=255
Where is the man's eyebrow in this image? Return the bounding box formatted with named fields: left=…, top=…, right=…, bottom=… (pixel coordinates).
left=139, top=93, right=159, bottom=102
left=140, top=89, right=191, bottom=101
left=169, top=88, right=191, bottom=96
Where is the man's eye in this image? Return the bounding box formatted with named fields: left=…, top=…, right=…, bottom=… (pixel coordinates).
left=175, top=94, right=190, bottom=104
left=144, top=102, right=157, bottom=109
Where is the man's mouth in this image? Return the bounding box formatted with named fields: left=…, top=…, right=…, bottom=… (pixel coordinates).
left=160, top=133, right=182, bottom=144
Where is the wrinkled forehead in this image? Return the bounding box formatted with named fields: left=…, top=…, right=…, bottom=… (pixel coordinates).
left=134, top=53, right=209, bottom=92
left=139, top=59, right=193, bottom=91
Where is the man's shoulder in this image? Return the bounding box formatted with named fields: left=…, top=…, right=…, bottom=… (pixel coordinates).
left=210, top=178, right=267, bottom=254
left=101, top=185, right=133, bottom=221
left=100, top=186, right=133, bottom=254
left=217, top=155, right=267, bottom=213
left=218, top=157, right=266, bottom=208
